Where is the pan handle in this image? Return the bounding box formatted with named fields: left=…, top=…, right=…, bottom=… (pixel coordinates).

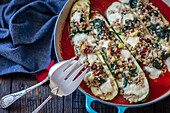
left=85, top=95, right=97, bottom=113
left=117, top=106, right=128, bottom=113
left=85, top=94, right=128, bottom=113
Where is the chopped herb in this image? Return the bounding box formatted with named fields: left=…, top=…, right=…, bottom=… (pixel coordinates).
left=152, top=52, right=162, bottom=70
left=110, top=62, right=118, bottom=71
left=117, top=32, right=122, bottom=35
left=129, top=66, right=137, bottom=77
left=152, top=59, right=162, bottom=70
left=151, top=43, right=158, bottom=48
left=129, top=0, right=137, bottom=8
left=68, top=35, right=74, bottom=40
left=122, top=18, right=139, bottom=32
left=138, top=3, right=145, bottom=10
left=115, top=58, right=121, bottom=62
left=123, top=77, right=128, bottom=88
left=99, top=78, right=106, bottom=86
left=101, top=47, right=107, bottom=57
left=83, top=30, right=92, bottom=34
left=156, top=27, right=170, bottom=42
left=147, top=23, right=159, bottom=32
left=111, top=50, right=116, bottom=55
left=147, top=24, right=170, bottom=42
left=92, top=19, right=106, bottom=29
left=100, top=65, right=104, bottom=69
left=162, top=51, right=170, bottom=60
left=149, top=10, right=159, bottom=17
left=137, top=32, right=141, bottom=36
left=142, top=16, right=150, bottom=22
left=80, top=15, right=85, bottom=22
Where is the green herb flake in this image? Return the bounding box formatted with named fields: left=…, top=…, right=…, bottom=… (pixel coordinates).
left=162, top=51, right=170, bottom=60
left=129, top=0, right=137, bottom=8
left=123, top=77, right=128, bottom=88
left=152, top=59, right=162, bottom=70
left=152, top=52, right=162, bottom=70
left=99, top=78, right=106, bottom=86
left=129, top=66, right=137, bottom=77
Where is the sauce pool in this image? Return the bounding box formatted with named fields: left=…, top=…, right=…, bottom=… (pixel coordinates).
left=60, top=0, right=170, bottom=104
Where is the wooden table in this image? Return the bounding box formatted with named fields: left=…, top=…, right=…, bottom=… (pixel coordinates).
left=0, top=73, right=170, bottom=113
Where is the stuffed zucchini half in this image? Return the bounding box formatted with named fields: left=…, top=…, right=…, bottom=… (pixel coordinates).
left=90, top=12, right=150, bottom=103
left=120, top=0, right=170, bottom=73
left=69, top=0, right=119, bottom=100
left=106, top=2, right=169, bottom=80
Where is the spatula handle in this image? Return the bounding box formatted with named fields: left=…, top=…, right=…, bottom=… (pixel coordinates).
left=0, top=77, right=49, bottom=108
left=32, top=95, right=53, bottom=113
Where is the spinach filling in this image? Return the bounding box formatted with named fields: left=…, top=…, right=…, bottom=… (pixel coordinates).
left=91, top=19, right=106, bottom=29
left=152, top=59, right=162, bottom=70
left=149, top=10, right=159, bottom=17
left=97, top=30, right=113, bottom=40
left=147, top=23, right=170, bottom=42
left=122, top=18, right=140, bottom=32
left=152, top=52, right=163, bottom=70
left=94, top=77, right=106, bottom=86
left=129, top=66, right=138, bottom=77
left=110, top=58, right=121, bottom=76
left=128, top=0, right=137, bottom=8
left=80, top=14, right=85, bottom=22
left=156, top=26, right=170, bottom=42
left=69, top=22, right=92, bottom=40
left=162, top=51, right=170, bottom=60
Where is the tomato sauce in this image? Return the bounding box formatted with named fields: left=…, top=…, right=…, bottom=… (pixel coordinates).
left=60, top=0, right=170, bottom=104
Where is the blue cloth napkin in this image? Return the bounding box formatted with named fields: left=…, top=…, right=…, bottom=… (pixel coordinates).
left=0, top=0, right=67, bottom=75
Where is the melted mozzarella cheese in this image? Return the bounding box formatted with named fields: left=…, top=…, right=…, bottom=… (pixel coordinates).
left=91, top=87, right=102, bottom=96
left=121, top=50, right=131, bottom=61
left=144, top=66, right=163, bottom=79
left=108, top=2, right=121, bottom=13
left=123, top=14, right=134, bottom=24
left=99, top=40, right=112, bottom=49
left=88, top=54, right=98, bottom=66
left=87, top=35, right=96, bottom=46
left=166, top=57, right=170, bottom=72
left=79, top=55, right=87, bottom=64
left=119, top=0, right=130, bottom=3
left=84, top=71, right=93, bottom=82
left=116, top=78, right=124, bottom=88
left=71, top=11, right=81, bottom=22
left=100, top=78, right=113, bottom=94
left=124, top=84, right=145, bottom=96
left=93, top=29, right=98, bottom=35
left=123, top=80, right=148, bottom=102
left=161, top=44, right=169, bottom=50
left=108, top=12, right=121, bottom=24
left=73, top=33, right=87, bottom=46
left=126, top=36, right=140, bottom=47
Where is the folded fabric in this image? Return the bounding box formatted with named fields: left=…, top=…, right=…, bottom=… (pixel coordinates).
left=0, top=0, right=67, bottom=75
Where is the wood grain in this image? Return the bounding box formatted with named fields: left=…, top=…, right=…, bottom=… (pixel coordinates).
left=0, top=74, right=12, bottom=113
left=0, top=73, right=169, bottom=113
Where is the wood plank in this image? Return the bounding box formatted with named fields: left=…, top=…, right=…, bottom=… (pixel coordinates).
left=1, top=73, right=170, bottom=113
left=0, top=74, right=12, bottom=113
left=64, top=94, right=72, bottom=113
left=9, top=74, right=64, bottom=113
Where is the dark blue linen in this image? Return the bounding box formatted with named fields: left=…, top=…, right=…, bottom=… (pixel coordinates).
left=0, top=0, right=67, bottom=75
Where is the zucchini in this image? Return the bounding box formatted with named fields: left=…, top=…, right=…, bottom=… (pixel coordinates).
left=91, top=12, right=150, bottom=103
left=96, top=53, right=119, bottom=100
left=70, top=0, right=90, bottom=25
left=105, top=2, right=168, bottom=79
left=121, top=1, right=170, bottom=72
